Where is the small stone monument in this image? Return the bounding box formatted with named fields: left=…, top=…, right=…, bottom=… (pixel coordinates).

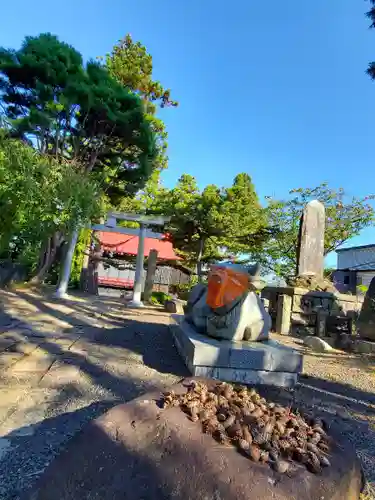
left=297, top=200, right=325, bottom=278
left=357, top=276, right=375, bottom=341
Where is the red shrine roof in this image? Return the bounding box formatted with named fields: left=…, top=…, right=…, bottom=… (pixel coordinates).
left=97, top=231, right=181, bottom=261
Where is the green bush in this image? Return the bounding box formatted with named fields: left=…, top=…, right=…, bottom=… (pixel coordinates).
left=172, top=276, right=199, bottom=300
left=150, top=291, right=171, bottom=305
left=141, top=291, right=171, bottom=305
left=357, top=284, right=369, bottom=295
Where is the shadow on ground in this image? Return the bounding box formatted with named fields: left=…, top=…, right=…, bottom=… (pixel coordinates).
left=0, top=289, right=374, bottom=497
left=0, top=289, right=189, bottom=397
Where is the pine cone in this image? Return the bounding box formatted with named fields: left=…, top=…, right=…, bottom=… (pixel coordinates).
left=214, top=429, right=230, bottom=445
left=227, top=422, right=243, bottom=440
left=293, top=447, right=307, bottom=463
left=238, top=439, right=250, bottom=453
left=272, top=459, right=290, bottom=474
left=307, top=442, right=321, bottom=455
left=310, top=432, right=321, bottom=445
left=251, top=407, right=264, bottom=419
left=218, top=396, right=229, bottom=408
left=306, top=451, right=321, bottom=474
left=246, top=444, right=261, bottom=462
left=252, top=424, right=273, bottom=446
left=202, top=417, right=221, bottom=435
left=275, top=421, right=286, bottom=435
left=242, top=425, right=253, bottom=444
left=318, top=442, right=330, bottom=454
left=223, top=414, right=236, bottom=429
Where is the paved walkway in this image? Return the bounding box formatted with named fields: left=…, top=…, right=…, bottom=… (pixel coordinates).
left=0, top=289, right=188, bottom=500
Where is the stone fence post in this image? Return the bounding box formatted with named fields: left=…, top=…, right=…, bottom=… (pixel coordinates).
left=275, top=294, right=292, bottom=335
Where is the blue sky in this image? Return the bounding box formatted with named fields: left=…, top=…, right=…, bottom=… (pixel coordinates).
left=1, top=0, right=374, bottom=266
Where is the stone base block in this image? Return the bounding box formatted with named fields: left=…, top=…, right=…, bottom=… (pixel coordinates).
left=170, top=316, right=302, bottom=388
left=194, top=366, right=297, bottom=388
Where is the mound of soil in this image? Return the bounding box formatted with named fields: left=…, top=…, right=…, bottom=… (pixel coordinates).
left=25, top=378, right=363, bottom=500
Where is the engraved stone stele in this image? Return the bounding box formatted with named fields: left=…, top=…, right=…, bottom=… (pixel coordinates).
left=297, top=200, right=325, bottom=279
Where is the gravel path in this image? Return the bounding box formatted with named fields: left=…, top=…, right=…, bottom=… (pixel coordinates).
left=0, top=290, right=374, bottom=498
left=272, top=332, right=375, bottom=496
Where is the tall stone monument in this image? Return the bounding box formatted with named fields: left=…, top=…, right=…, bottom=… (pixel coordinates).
left=297, top=200, right=325, bottom=278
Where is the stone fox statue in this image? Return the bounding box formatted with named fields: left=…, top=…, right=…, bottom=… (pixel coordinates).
left=185, top=264, right=271, bottom=342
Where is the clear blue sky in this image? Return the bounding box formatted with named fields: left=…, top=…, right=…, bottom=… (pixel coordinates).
left=1, top=0, right=374, bottom=266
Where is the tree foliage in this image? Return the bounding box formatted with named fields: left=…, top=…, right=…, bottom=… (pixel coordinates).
left=368, top=1, right=375, bottom=78
left=0, top=33, right=159, bottom=282
left=256, top=184, right=375, bottom=280
left=151, top=173, right=267, bottom=276
left=104, top=34, right=177, bottom=205
left=0, top=136, right=100, bottom=273
left=0, top=33, right=156, bottom=194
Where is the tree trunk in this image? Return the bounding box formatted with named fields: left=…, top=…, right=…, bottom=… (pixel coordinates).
left=80, top=233, right=92, bottom=292
left=81, top=237, right=101, bottom=295
left=30, top=232, right=65, bottom=284
left=196, top=237, right=205, bottom=282
left=81, top=220, right=103, bottom=294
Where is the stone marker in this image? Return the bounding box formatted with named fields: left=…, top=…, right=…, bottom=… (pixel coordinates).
left=164, top=299, right=185, bottom=314
left=315, top=308, right=328, bottom=337
left=297, top=200, right=325, bottom=278
left=143, top=249, right=158, bottom=303
left=275, top=294, right=292, bottom=335
left=357, top=275, right=375, bottom=341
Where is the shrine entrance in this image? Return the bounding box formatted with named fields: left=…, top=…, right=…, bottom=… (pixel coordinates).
left=55, top=213, right=171, bottom=307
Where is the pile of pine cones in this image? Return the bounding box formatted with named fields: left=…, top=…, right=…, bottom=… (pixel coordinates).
left=162, top=381, right=331, bottom=475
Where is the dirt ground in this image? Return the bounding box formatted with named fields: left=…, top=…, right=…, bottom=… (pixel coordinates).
left=0, top=289, right=374, bottom=499
left=0, top=289, right=188, bottom=499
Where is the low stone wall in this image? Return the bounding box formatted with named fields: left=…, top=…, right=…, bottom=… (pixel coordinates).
left=0, top=261, right=27, bottom=287
left=261, top=286, right=364, bottom=332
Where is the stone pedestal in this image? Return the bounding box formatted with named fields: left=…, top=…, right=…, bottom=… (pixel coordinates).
left=170, top=316, right=302, bottom=388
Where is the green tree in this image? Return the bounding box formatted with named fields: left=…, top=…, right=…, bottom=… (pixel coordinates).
left=367, top=1, right=375, bottom=79
left=220, top=173, right=269, bottom=255
left=257, top=184, right=375, bottom=281
left=0, top=34, right=155, bottom=184
left=0, top=33, right=156, bottom=279
left=154, top=173, right=267, bottom=278
left=0, top=136, right=100, bottom=277
left=104, top=34, right=177, bottom=206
